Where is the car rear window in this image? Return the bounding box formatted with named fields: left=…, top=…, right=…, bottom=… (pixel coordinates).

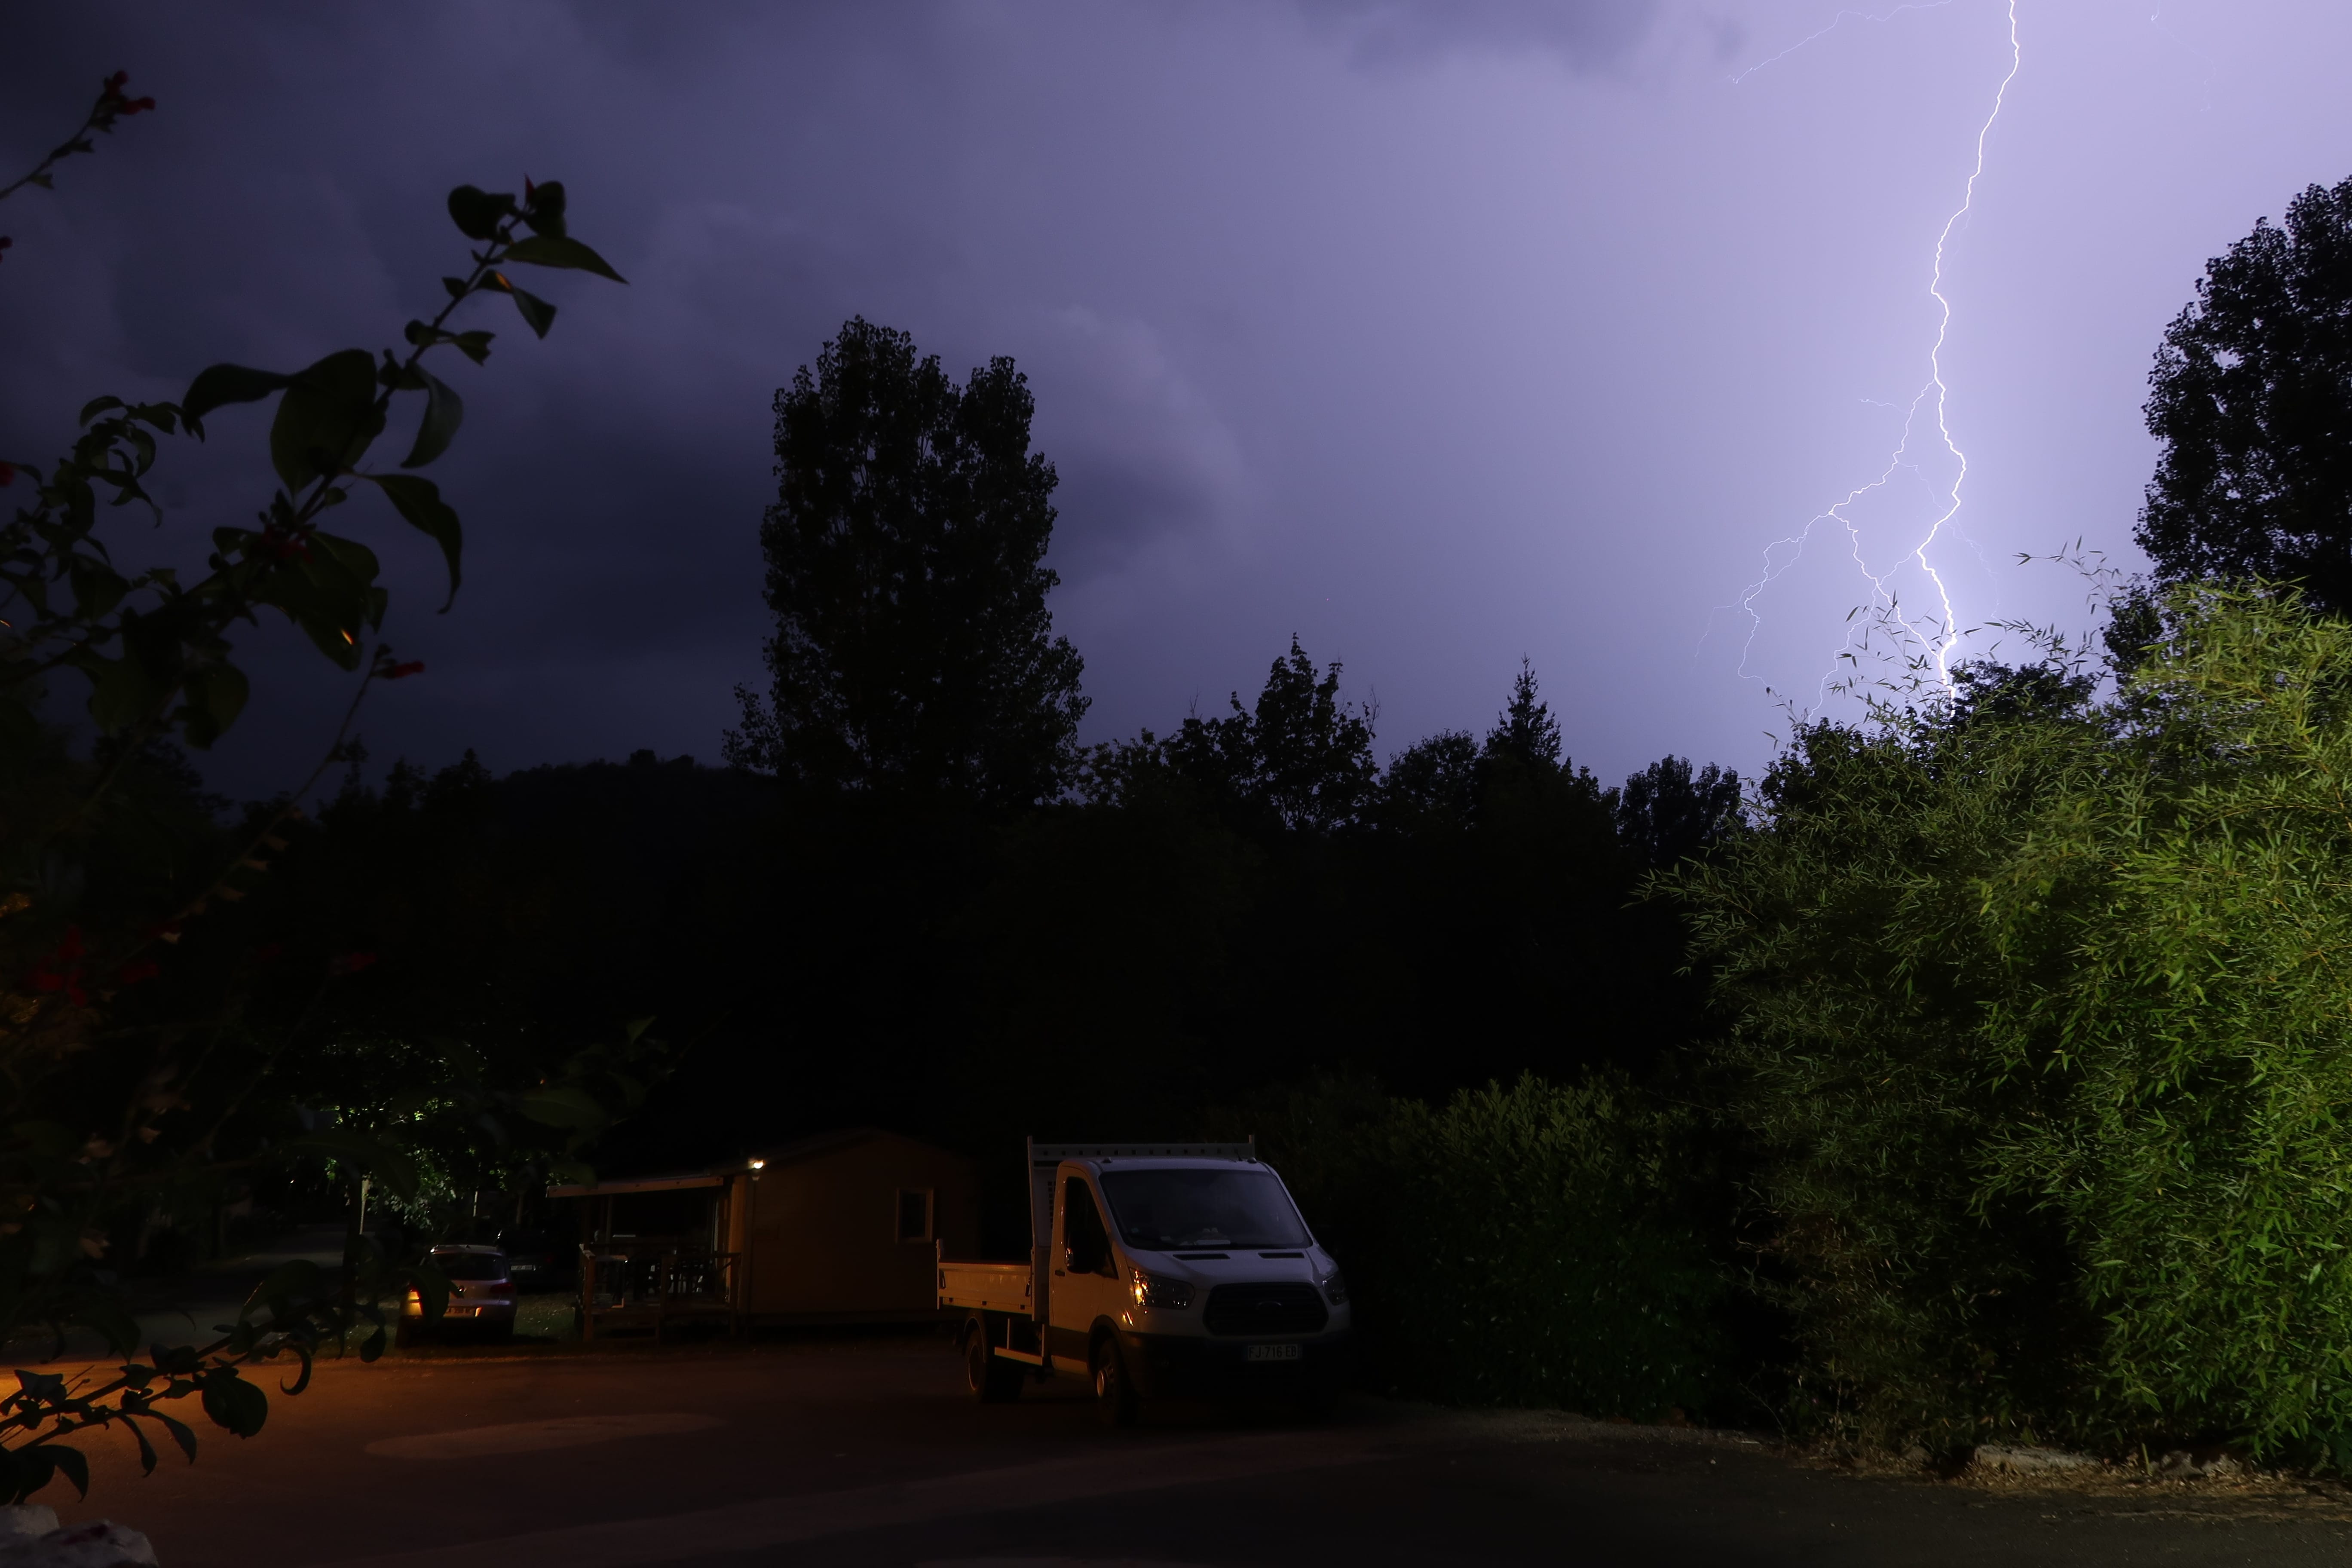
left=432, top=1251, right=506, bottom=1281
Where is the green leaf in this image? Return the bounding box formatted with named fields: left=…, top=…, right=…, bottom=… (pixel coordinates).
left=403, top=322, right=494, bottom=365
left=400, top=368, right=464, bottom=469
left=125, top=1418, right=159, bottom=1477
left=154, top=1412, right=197, bottom=1464
left=174, top=663, right=250, bottom=752
left=279, top=1344, right=315, bottom=1397
left=308, top=531, right=384, bottom=605
left=508, top=285, right=557, bottom=339
left=268, top=349, right=384, bottom=491
left=242, top=1258, right=324, bottom=1323
left=67, top=558, right=129, bottom=619
left=84, top=651, right=165, bottom=736
left=362, top=474, right=463, bottom=609
left=447, top=184, right=516, bottom=241
left=199, top=1373, right=268, bottom=1438
left=246, top=531, right=382, bottom=668
left=502, top=233, right=626, bottom=284
left=522, top=178, right=568, bottom=238
left=23, top=1444, right=87, bottom=1499
left=181, top=363, right=292, bottom=426
left=78, top=395, right=125, bottom=424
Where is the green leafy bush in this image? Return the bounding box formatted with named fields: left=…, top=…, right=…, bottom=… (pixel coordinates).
left=1238, top=1072, right=1727, bottom=1418
left=1678, top=585, right=2352, bottom=1464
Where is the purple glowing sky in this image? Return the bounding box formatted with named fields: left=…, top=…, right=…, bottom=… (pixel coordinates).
left=4, top=2, right=2343, bottom=795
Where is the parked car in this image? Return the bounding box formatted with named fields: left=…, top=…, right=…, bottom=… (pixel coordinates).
left=398, top=1244, right=517, bottom=1345
left=495, top=1228, right=571, bottom=1292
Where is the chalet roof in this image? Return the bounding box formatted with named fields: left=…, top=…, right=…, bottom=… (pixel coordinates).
left=547, top=1126, right=969, bottom=1198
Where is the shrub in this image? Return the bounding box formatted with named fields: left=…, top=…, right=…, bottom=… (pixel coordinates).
left=1240, top=1072, right=1727, bottom=1419
left=1678, top=585, right=2352, bottom=1464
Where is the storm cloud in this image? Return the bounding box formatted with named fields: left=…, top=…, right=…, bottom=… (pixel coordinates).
left=1, top=2, right=2340, bottom=797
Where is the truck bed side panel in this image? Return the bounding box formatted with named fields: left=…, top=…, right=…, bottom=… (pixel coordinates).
left=938, top=1260, right=1033, bottom=1316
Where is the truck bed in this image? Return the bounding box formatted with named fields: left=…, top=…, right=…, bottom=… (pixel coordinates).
left=937, top=1257, right=1033, bottom=1316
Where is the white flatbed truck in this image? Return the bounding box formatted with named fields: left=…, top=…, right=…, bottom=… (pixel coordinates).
left=937, top=1139, right=1352, bottom=1424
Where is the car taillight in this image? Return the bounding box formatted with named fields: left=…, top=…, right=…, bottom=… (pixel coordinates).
left=484, top=1281, right=514, bottom=1298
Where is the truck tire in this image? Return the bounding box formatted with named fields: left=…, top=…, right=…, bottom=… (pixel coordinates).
left=967, top=1319, right=1023, bottom=1403
left=1092, top=1337, right=1139, bottom=1428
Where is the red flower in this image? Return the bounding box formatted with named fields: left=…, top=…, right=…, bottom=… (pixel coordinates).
left=104, top=71, right=128, bottom=92
left=329, top=952, right=379, bottom=976
left=116, top=959, right=160, bottom=986
left=251, top=943, right=284, bottom=962
left=0, top=238, right=12, bottom=264
left=29, top=926, right=90, bottom=1008
left=382, top=661, right=425, bottom=681
left=0, top=461, right=13, bottom=486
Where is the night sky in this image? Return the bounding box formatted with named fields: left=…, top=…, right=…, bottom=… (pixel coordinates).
left=5, top=2, right=2343, bottom=800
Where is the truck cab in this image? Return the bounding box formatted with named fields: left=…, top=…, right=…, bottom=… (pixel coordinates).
left=940, top=1140, right=1352, bottom=1424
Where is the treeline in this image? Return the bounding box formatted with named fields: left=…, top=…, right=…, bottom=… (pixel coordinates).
left=248, top=652, right=1736, bottom=1227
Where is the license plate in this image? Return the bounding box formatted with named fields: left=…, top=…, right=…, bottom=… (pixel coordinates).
left=1244, top=1343, right=1302, bottom=1363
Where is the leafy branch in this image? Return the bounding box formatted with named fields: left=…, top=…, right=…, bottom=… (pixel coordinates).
left=0, top=70, right=155, bottom=264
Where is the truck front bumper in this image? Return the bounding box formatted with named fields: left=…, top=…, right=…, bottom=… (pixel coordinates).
left=1115, top=1328, right=1352, bottom=1401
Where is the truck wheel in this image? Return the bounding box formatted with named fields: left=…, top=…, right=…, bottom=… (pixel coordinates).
left=967, top=1320, right=1022, bottom=1403
left=1092, top=1338, right=1139, bottom=1428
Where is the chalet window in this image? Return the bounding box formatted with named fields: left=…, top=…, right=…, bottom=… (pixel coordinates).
left=896, top=1187, right=934, bottom=1243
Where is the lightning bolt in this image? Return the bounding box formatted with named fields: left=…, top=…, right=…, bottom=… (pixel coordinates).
left=1716, top=0, right=2022, bottom=712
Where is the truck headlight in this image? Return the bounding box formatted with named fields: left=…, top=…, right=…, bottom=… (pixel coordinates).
left=1321, top=1269, right=1348, bottom=1305
left=1130, top=1269, right=1193, bottom=1309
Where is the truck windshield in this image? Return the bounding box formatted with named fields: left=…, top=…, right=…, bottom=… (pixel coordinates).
left=1099, top=1169, right=1311, bottom=1251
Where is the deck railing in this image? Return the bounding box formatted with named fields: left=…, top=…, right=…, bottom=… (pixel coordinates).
left=578, top=1245, right=740, bottom=1341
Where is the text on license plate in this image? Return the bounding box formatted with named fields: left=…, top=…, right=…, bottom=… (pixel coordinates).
left=1244, top=1343, right=1302, bottom=1363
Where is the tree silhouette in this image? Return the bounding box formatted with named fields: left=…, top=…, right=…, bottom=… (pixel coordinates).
left=1484, top=657, right=1562, bottom=770
left=727, top=318, right=1087, bottom=807
left=2140, top=176, right=2352, bottom=612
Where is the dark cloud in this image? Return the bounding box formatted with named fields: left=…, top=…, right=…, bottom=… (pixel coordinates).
left=3, top=2, right=2339, bottom=804
left=1294, top=0, right=1663, bottom=69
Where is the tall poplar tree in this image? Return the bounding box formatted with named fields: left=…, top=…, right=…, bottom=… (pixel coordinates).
left=727, top=318, right=1087, bottom=807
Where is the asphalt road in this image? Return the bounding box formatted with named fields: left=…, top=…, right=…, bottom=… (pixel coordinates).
left=31, top=1333, right=2352, bottom=1568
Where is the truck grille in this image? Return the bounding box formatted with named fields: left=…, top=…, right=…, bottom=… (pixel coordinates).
left=1203, top=1282, right=1329, bottom=1337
